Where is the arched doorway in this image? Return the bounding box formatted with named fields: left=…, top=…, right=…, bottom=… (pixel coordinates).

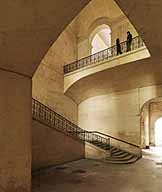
left=155, top=117, right=162, bottom=146
left=90, top=24, right=111, bottom=54
left=141, top=98, right=162, bottom=159
left=140, top=97, right=162, bottom=148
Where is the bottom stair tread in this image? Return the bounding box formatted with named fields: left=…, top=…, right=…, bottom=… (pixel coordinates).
left=104, top=159, right=139, bottom=164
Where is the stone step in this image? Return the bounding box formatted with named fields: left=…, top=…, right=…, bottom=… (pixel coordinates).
left=107, top=154, right=135, bottom=161
left=111, top=148, right=121, bottom=153
left=105, top=149, right=139, bottom=164
left=112, top=150, right=130, bottom=157
left=111, top=150, right=126, bottom=155
left=104, top=156, right=139, bottom=164
left=112, top=152, right=131, bottom=159
left=88, top=139, right=140, bottom=164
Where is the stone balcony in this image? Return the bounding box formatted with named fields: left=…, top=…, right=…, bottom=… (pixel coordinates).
left=64, top=44, right=150, bottom=92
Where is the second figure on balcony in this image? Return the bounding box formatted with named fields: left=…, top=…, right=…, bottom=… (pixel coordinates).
left=126, top=31, right=132, bottom=52
left=116, top=38, right=122, bottom=55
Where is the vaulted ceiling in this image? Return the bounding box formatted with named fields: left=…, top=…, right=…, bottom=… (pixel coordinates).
left=0, top=0, right=91, bottom=77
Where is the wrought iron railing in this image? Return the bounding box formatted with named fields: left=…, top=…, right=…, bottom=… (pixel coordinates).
left=32, top=98, right=110, bottom=149
left=88, top=131, right=142, bottom=158
left=32, top=98, right=142, bottom=157
left=64, top=36, right=144, bottom=74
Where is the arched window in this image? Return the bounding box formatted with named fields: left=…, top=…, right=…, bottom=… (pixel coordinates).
left=90, top=24, right=111, bottom=55
left=155, top=117, right=162, bottom=147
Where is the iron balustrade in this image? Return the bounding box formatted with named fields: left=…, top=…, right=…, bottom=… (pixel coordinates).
left=32, top=98, right=110, bottom=148
left=64, top=36, right=144, bottom=74
left=88, top=131, right=142, bottom=158
left=32, top=98, right=142, bottom=157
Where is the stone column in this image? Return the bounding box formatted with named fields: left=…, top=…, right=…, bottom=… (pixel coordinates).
left=0, top=69, right=31, bottom=192
left=144, top=103, right=150, bottom=147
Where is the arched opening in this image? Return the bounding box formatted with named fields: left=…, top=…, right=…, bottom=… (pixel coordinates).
left=155, top=117, right=162, bottom=146
left=140, top=98, right=162, bottom=158
left=140, top=97, right=162, bottom=148
left=90, top=24, right=111, bottom=54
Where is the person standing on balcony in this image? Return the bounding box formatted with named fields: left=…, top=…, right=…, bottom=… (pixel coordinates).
left=116, top=38, right=122, bottom=55
left=126, top=31, right=132, bottom=52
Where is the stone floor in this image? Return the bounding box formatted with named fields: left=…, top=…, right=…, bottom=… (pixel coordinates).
left=32, top=147, right=162, bottom=192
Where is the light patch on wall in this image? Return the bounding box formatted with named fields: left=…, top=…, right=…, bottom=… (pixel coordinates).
left=91, top=27, right=111, bottom=54
left=155, top=117, right=162, bottom=147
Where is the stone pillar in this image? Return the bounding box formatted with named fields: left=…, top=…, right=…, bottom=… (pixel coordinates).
left=0, top=69, right=31, bottom=192
left=144, top=103, right=150, bottom=147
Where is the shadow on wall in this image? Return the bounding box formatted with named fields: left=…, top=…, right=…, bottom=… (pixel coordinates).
left=32, top=120, right=85, bottom=171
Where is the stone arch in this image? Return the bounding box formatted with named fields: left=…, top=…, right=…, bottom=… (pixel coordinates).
left=87, top=17, right=112, bottom=54
left=140, top=97, right=162, bottom=148
left=88, top=17, right=111, bottom=38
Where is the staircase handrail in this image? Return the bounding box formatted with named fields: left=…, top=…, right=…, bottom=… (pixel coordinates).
left=32, top=98, right=141, bottom=157
left=87, top=131, right=140, bottom=148
left=32, top=98, right=110, bottom=147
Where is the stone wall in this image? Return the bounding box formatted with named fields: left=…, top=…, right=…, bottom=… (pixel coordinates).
left=32, top=25, right=78, bottom=123
left=78, top=85, right=162, bottom=146
left=32, top=120, right=85, bottom=171
left=0, top=70, right=32, bottom=192
left=111, top=16, right=138, bottom=45
left=79, top=89, right=140, bottom=145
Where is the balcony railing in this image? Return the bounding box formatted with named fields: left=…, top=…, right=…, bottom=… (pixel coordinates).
left=64, top=36, right=144, bottom=74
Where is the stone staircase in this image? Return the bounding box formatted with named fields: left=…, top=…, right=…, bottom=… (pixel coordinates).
left=88, top=140, right=110, bottom=150
left=32, top=98, right=141, bottom=164
left=105, top=146, right=140, bottom=164
left=88, top=139, right=140, bottom=164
